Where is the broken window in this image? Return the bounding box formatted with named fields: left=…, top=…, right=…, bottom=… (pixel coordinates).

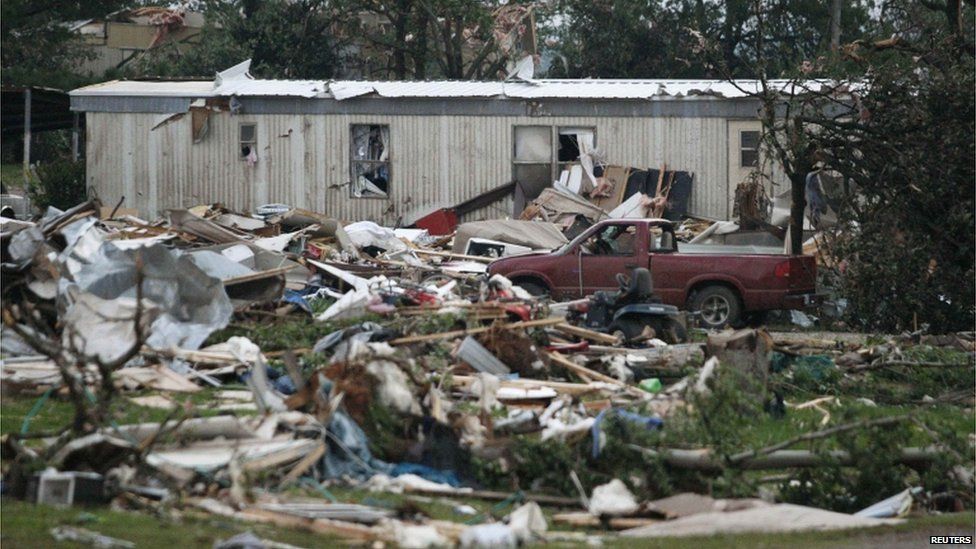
left=239, top=123, right=256, bottom=159
left=350, top=124, right=390, bottom=198
left=513, top=126, right=598, bottom=213
left=740, top=130, right=760, bottom=168
left=557, top=127, right=595, bottom=164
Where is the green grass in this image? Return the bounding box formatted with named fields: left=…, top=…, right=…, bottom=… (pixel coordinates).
left=0, top=499, right=339, bottom=548
left=0, top=163, right=24, bottom=192
left=2, top=498, right=971, bottom=548
left=1, top=387, right=257, bottom=439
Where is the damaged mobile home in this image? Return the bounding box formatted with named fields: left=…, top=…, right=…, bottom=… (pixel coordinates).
left=67, top=60, right=827, bottom=224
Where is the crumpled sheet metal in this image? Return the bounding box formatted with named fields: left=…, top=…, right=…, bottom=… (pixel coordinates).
left=61, top=240, right=233, bottom=358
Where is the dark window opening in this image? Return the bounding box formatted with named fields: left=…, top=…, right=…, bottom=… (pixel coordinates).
left=740, top=130, right=760, bottom=168
left=558, top=133, right=581, bottom=162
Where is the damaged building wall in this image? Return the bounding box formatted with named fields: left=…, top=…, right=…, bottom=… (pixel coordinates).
left=86, top=110, right=748, bottom=224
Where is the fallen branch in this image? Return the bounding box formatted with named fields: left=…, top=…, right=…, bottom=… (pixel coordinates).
left=630, top=445, right=939, bottom=472
left=847, top=360, right=974, bottom=373
left=729, top=414, right=912, bottom=465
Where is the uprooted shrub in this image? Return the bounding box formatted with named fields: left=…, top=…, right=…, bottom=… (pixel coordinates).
left=778, top=408, right=973, bottom=512
left=471, top=360, right=972, bottom=511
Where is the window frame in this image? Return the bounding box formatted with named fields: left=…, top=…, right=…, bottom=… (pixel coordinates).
left=556, top=126, right=597, bottom=177
left=512, top=125, right=598, bottom=188
left=739, top=129, right=760, bottom=168
left=239, top=122, right=257, bottom=160
left=349, top=123, right=392, bottom=199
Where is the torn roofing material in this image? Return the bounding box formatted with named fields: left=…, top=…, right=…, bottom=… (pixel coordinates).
left=71, top=71, right=855, bottom=102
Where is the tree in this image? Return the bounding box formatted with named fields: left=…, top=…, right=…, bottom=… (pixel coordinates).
left=804, top=0, right=975, bottom=332
left=135, top=0, right=348, bottom=79
left=544, top=0, right=874, bottom=78
left=344, top=0, right=534, bottom=80
left=703, top=0, right=974, bottom=332
left=1, top=0, right=134, bottom=88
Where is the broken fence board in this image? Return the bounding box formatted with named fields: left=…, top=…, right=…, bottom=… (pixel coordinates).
left=554, top=323, right=621, bottom=345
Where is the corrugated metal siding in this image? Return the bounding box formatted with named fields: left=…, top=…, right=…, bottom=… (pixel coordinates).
left=87, top=111, right=737, bottom=223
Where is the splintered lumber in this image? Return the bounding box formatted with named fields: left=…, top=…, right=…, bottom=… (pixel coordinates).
left=587, top=343, right=704, bottom=368
left=235, top=507, right=380, bottom=542
left=390, top=317, right=563, bottom=345
left=554, top=323, right=621, bottom=345
left=452, top=375, right=611, bottom=396
left=279, top=441, right=327, bottom=487
left=547, top=352, right=620, bottom=385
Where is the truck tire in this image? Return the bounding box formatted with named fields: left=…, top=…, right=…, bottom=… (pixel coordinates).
left=514, top=280, right=548, bottom=297
left=690, top=285, right=742, bottom=330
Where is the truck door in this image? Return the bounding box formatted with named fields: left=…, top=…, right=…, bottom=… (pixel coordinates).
left=578, top=222, right=641, bottom=295
left=648, top=226, right=684, bottom=305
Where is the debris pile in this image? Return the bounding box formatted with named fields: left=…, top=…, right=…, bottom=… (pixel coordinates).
left=1, top=198, right=972, bottom=546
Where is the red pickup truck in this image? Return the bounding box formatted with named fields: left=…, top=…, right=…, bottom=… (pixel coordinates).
left=487, top=218, right=820, bottom=328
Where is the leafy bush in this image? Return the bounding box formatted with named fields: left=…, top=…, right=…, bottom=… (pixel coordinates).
left=28, top=158, right=86, bottom=210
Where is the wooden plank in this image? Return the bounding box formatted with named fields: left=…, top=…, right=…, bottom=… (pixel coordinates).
left=278, top=441, right=327, bottom=488
left=390, top=317, right=563, bottom=345
left=452, top=375, right=610, bottom=396
left=235, top=507, right=380, bottom=542
left=547, top=352, right=646, bottom=397
left=554, top=323, right=621, bottom=344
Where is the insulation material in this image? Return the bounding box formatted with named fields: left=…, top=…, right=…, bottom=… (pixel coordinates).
left=588, top=479, right=639, bottom=516
left=608, top=192, right=650, bottom=218
left=520, top=187, right=608, bottom=226
left=621, top=503, right=900, bottom=538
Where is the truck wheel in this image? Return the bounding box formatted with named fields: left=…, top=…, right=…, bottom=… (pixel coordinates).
left=515, top=280, right=548, bottom=297
left=690, top=286, right=741, bottom=330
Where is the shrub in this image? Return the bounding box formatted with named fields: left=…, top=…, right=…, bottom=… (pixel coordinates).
left=28, top=158, right=86, bottom=211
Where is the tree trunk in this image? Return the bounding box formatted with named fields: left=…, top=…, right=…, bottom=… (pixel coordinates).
left=829, top=0, right=842, bottom=50
left=393, top=0, right=410, bottom=79
left=412, top=11, right=429, bottom=78
left=789, top=171, right=807, bottom=254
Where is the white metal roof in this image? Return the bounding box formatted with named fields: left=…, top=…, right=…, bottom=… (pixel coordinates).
left=72, top=78, right=847, bottom=100
left=71, top=58, right=847, bottom=101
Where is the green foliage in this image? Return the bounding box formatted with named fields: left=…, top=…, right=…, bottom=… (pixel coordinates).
left=797, top=2, right=974, bottom=333
left=544, top=0, right=875, bottom=78
left=778, top=406, right=973, bottom=513
left=28, top=159, right=86, bottom=211
left=0, top=1, right=133, bottom=88
left=135, top=0, right=345, bottom=79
